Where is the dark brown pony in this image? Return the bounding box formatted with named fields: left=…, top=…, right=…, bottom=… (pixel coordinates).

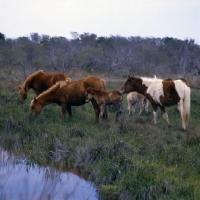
left=29, top=76, right=107, bottom=123
left=120, top=76, right=191, bottom=130
left=18, top=70, right=71, bottom=101
left=85, top=87, right=123, bottom=122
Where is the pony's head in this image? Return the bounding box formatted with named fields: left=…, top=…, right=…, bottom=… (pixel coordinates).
left=85, top=87, right=93, bottom=103
left=29, top=98, right=43, bottom=116
left=18, top=85, right=28, bottom=101
left=120, top=76, right=143, bottom=94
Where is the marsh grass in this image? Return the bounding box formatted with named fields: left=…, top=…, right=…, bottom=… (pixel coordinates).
left=0, top=81, right=200, bottom=199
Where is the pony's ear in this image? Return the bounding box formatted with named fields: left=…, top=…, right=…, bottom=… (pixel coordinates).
left=33, top=98, right=37, bottom=103
left=127, top=75, right=132, bottom=81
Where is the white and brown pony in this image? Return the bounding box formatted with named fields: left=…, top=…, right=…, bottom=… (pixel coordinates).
left=127, top=91, right=149, bottom=115
left=85, top=87, right=123, bottom=122
left=120, top=76, right=191, bottom=130
left=19, top=70, right=71, bottom=101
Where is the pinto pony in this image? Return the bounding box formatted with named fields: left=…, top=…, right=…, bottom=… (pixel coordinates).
left=18, top=70, right=71, bottom=101
left=127, top=91, right=149, bottom=115
left=120, top=76, right=191, bottom=130
left=85, top=87, right=123, bottom=122
left=29, top=76, right=107, bottom=123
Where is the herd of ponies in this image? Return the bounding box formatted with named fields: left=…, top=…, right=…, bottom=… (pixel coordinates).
left=18, top=70, right=191, bottom=131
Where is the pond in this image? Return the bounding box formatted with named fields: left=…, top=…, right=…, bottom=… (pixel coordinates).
left=0, top=148, right=100, bottom=200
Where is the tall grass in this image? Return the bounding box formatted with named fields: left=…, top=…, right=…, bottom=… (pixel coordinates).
left=0, top=80, right=200, bottom=199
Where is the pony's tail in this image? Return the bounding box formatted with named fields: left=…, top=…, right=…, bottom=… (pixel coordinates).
left=183, top=86, right=191, bottom=129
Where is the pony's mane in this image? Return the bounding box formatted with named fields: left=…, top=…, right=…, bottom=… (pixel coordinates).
left=36, top=81, right=61, bottom=99
left=25, top=70, right=45, bottom=84
left=131, top=76, right=162, bottom=88
left=140, top=76, right=162, bottom=82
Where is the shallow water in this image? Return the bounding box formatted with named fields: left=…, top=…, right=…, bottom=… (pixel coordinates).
left=0, top=148, right=99, bottom=200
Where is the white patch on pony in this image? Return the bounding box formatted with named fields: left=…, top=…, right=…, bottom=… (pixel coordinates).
left=141, top=77, right=155, bottom=87
left=141, top=77, right=162, bottom=88
left=174, top=80, right=187, bottom=100
left=146, top=80, right=164, bottom=105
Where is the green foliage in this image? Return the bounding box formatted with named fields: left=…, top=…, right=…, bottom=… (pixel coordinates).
left=1, top=33, right=200, bottom=81
left=0, top=32, right=5, bottom=41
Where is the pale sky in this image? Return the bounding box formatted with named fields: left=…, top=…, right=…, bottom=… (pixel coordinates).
left=1, top=0, right=200, bottom=44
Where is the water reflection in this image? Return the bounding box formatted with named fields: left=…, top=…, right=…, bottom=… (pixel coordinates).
left=0, top=148, right=99, bottom=200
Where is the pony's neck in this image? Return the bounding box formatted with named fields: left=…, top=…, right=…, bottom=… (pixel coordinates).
left=24, top=71, right=44, bottom=89
left=23, top=79, right=31, bottom=90
left=36, top=84, right=60, bottom=106
left=141, top=77, right=156, bottom=87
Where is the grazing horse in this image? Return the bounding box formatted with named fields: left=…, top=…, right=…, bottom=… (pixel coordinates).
left=120, top=76, right=191, bottom=130
left=29, top=76, right=107, bottom=123
left=85, top=87, right=123, bottom=123
left=18, top=70, right=71, bottom=101
left=127, top=91, right=149, bottom=115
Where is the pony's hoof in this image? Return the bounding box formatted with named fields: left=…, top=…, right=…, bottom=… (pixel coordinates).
left=180, top=128, right=186, bottom=132
left=168, top=124, right=172, bottom=128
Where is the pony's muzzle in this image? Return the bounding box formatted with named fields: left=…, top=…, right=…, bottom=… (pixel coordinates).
left=85, top=100, right=89, bottom=103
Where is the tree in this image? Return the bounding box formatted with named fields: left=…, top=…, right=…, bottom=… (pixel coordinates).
left=0, top=32, right=5, bottom=41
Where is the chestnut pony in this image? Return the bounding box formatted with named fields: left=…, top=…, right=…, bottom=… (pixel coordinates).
left=19, top=70, right=71, bottom=101
left=29, top=76, right=107, bottom=123
left=85, top=87, right=123, bottom=122
left=127, top=91, right=149, bottom=115
left=120, top=76, right=191, bottom=130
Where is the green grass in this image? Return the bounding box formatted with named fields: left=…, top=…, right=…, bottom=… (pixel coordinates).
left=0, top=83, right=200, bottom=199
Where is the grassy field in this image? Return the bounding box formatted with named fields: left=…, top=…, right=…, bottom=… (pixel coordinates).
left=0, top=76, right=200, bottom=199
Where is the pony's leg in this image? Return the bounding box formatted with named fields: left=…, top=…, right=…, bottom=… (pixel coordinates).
left=61, top=104, right=67, bottom=118
left=102, top=106, right=108, bottom=119
left=151, top=104, right=158, bottom=124
left=114, top=103, right=122, bottom=123
left=91, top=100, right=100, bottom=123
left=146, top=95, right=158, bottom=124
left=66, top=105, right=72, bottom=117
left=153, top=110, right=157, bottom=124
left=138, top=100, right=144, bottom=115
left=159, top=106, right=170, bottom=126
left=144, top=98, right=149, bottom=113
left=177, top=101, right=186, bottom=130
left=131, top=101, right=136, bottom=115
left=127, top=100, right=131, bottom=114
left=100, top=105, right=105, bottom=119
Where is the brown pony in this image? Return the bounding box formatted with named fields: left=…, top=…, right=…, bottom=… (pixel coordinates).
left=85, top=87, right=123, bottom=122
left=120, top=76, right=191, bottom=130
left=29, top=76, right=107, bottom=123
left=18, top=70, right=71, bottom=101
left=127, top=91, right=149, bottom=115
